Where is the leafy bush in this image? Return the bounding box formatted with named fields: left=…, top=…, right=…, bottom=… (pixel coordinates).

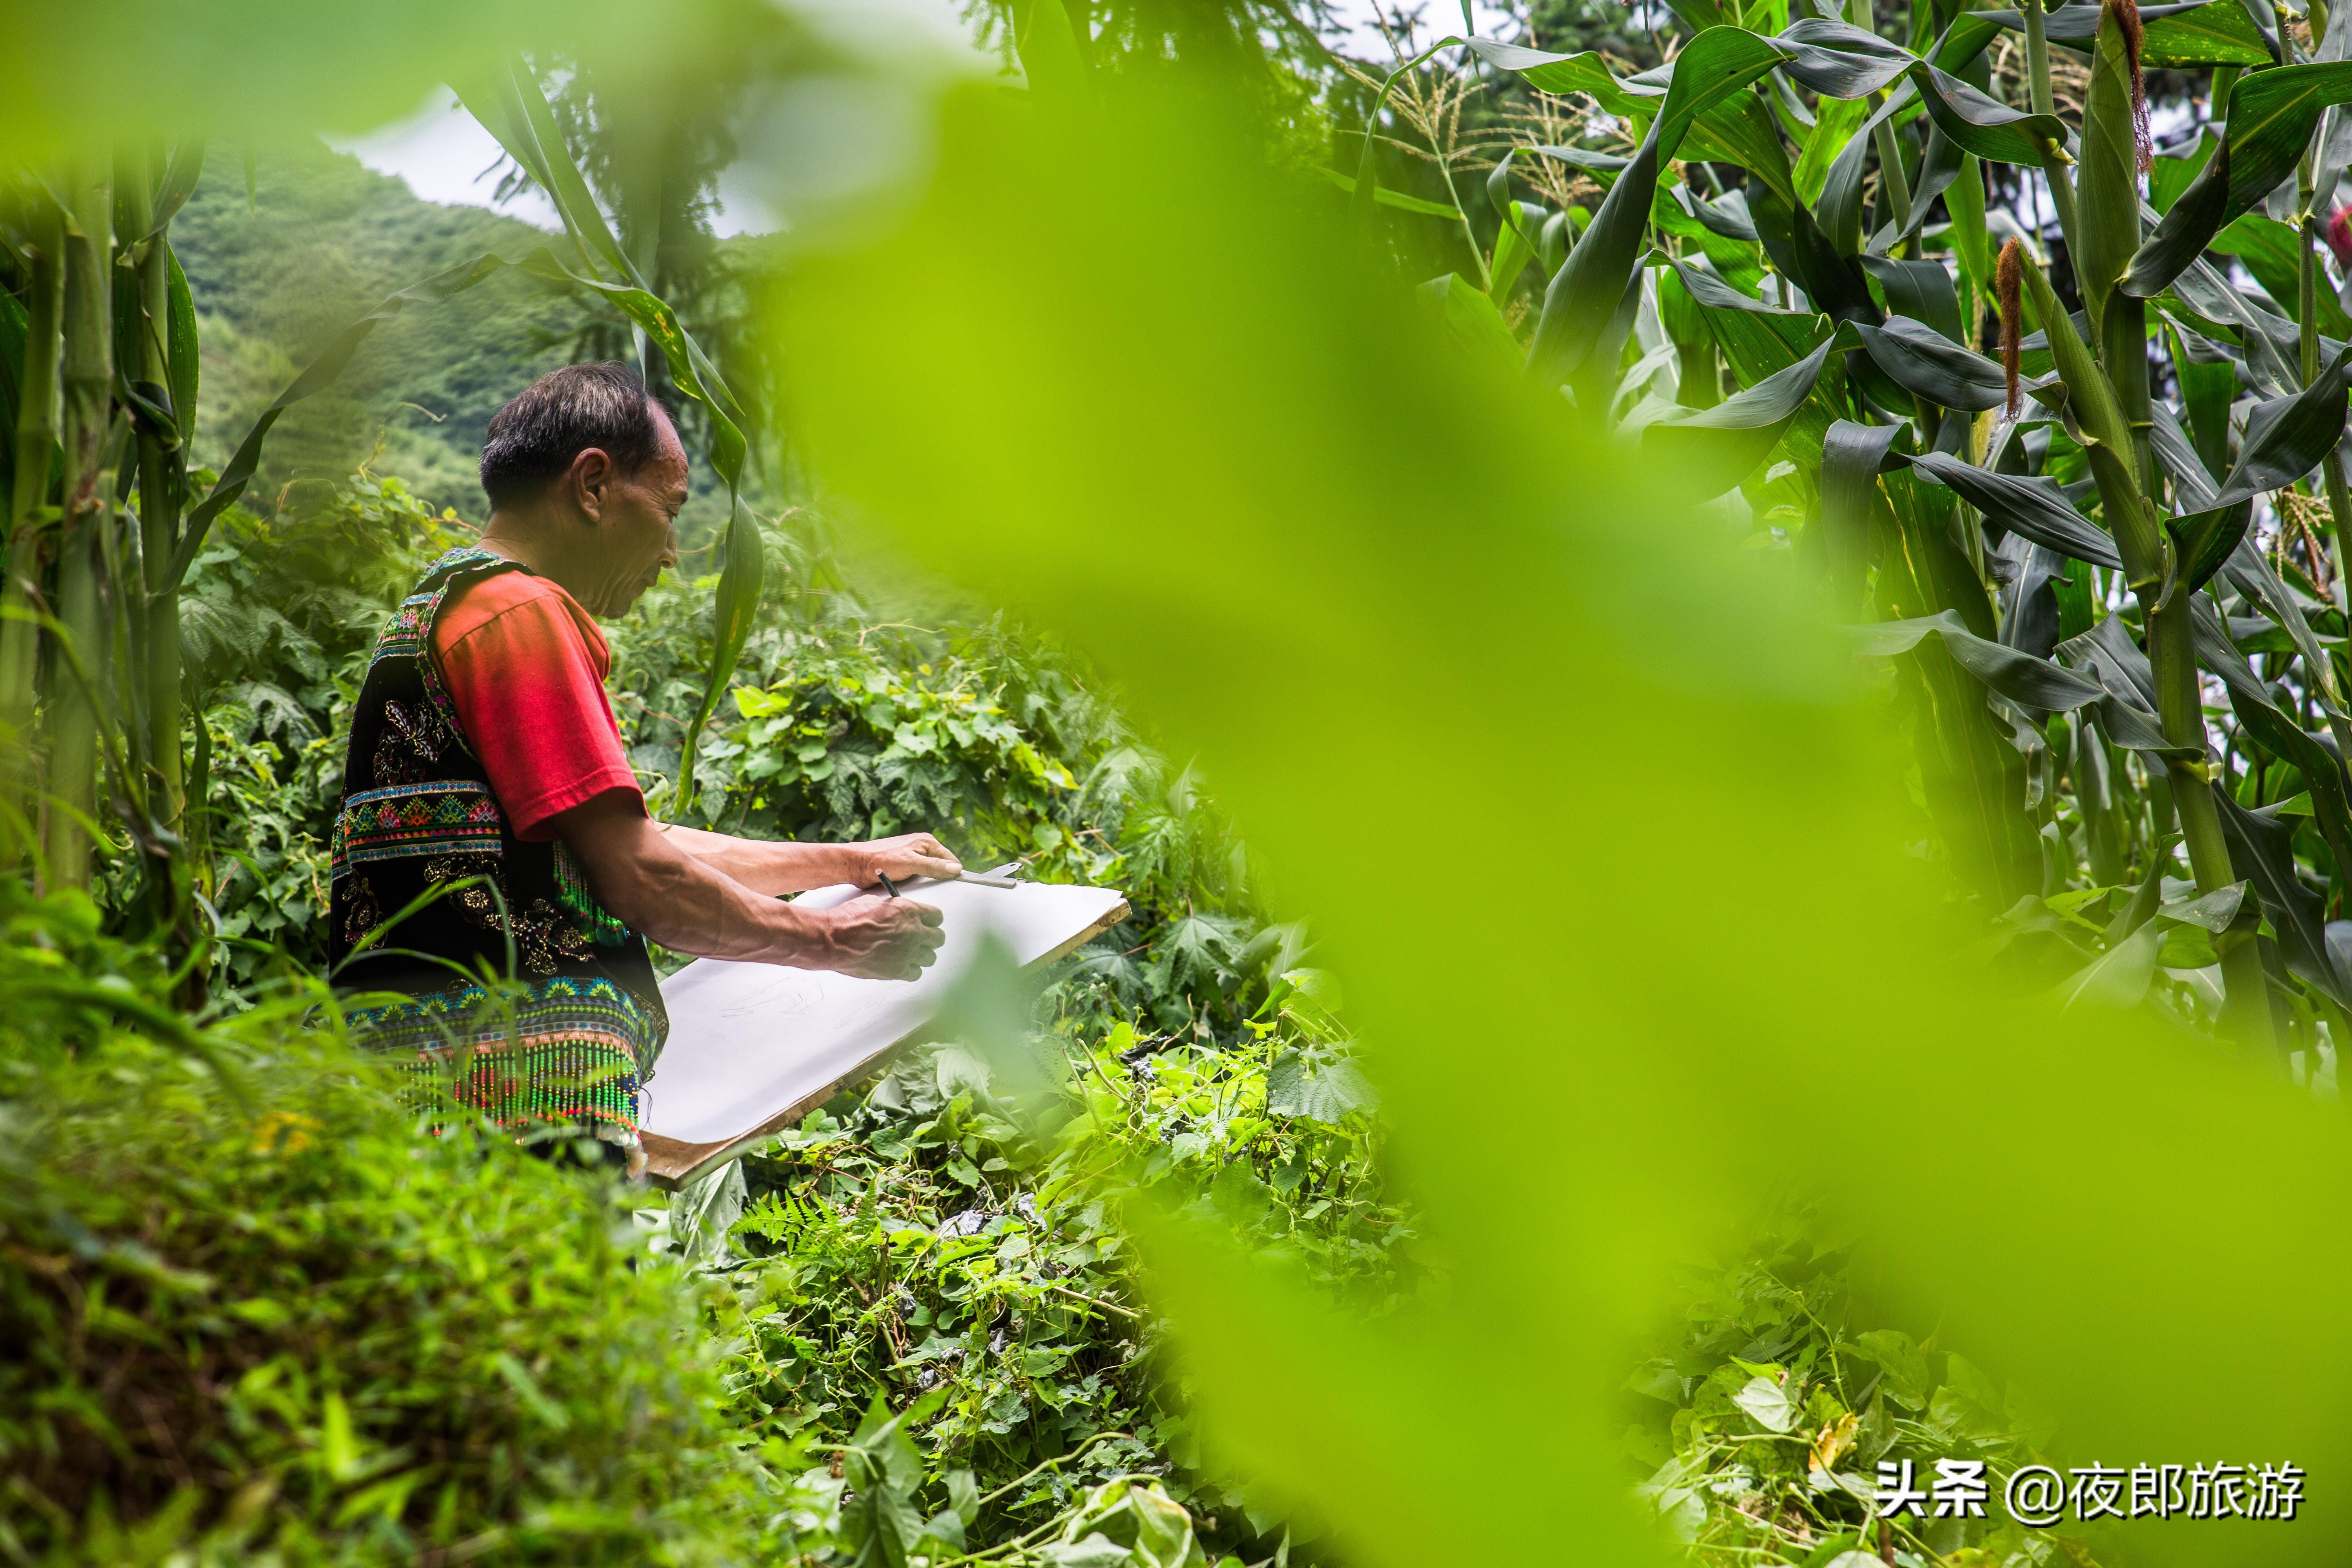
left=0, top=885, right=788, bottom=1566
left=685, top=968, right=1402, bottom=1563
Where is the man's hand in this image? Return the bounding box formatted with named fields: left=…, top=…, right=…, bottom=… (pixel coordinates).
left=860, top=832, right=963, bottom=884
left=819, top=893, right=947, bottom=980
left=554, top=790, right=948, bottom=978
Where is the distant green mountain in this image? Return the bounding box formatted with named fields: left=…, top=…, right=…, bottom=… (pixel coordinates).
left=174, top=140, right=595, bottom=520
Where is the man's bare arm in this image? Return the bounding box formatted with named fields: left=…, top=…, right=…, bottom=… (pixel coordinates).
left=554, top=791, right=944, bottom=978
left=655, top=823, right=962, bottom=896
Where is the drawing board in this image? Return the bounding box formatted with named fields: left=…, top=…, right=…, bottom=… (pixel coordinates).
left=637, top=870, right=1127, bottom=1185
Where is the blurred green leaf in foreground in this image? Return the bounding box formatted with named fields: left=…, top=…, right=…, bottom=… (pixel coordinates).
left=774, top=47, right=2352, bottom=1568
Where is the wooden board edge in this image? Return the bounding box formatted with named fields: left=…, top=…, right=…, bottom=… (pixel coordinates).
left=641, top=895, right=1132, bottom=1189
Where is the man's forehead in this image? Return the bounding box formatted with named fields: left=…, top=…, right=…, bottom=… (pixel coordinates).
left=653, top=405, right=692, bottom=490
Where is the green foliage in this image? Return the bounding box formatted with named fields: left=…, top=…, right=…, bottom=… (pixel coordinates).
left=0, top=884, right=788, bottom=1566
left=177, top=469, right=472, bottom=992
left=1628, top=1233, right=2070, bottom=1566
left=684, top=966, right=1403, bottom=1564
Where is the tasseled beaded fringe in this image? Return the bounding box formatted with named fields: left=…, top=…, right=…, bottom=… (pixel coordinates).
left=395, top=1037, right=645, bottom=1140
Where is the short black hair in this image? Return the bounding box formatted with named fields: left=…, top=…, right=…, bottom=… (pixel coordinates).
left=479, top=362, right=672, bottom=507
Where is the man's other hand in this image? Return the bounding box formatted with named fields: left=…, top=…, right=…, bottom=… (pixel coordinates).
left=822, top=893, right=947, bottom=980
left=862, top=832, right=963, bottom=884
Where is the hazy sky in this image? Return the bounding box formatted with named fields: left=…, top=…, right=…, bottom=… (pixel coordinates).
left=330, top=0, right=1516, bottom=237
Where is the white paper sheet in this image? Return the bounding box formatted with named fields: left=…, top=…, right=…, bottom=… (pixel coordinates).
left=640, top=872, right=1126, bottom=1148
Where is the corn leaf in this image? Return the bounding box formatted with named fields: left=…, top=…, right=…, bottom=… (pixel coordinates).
left=1639, top=334, right=1836, bottom=497
left=1903, top=453, right=2125, bottom=567
left=1972, top=0, right=2274, bottom=65
left=2215, top=793, right=2352, bottom=1007
left=1821, top=418, right=1900, bottom=613
left=1314, top=167, right=1466, bottom=219
left=1773, top=18, right=1913, bottom=96
left=1793, top=93, right=1870, bottom=206
left=165, top=245, right=198, bottom=445
left=1904, top=62, right=2067, bottom=166
left=2126, top=62, right=2352, bottom=298
left=1851, top=316, right=2008, bottom=411
left=1526, top=26, right=1794, bottom=390
left=1855, top=608, right=2116, bottom=711
left=2209, top=213, right=2352, bottom=336
left=2208, top=341, right=2352, bottom=508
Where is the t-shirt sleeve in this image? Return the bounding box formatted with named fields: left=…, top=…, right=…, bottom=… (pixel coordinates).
left=436, top=592, right=642, bottom=842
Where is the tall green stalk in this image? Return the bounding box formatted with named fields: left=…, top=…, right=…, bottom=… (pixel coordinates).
left=46, top=161, right=111, bottom=893
left=2065, top=0, right=2274, bottom=1048
left=1, top=198, right=62, bottom=859
left=123, top=150, right=184, bottom=840
left=2021, top=0, right=2082, bottom=254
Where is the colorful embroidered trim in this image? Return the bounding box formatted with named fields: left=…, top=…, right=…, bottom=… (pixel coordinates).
left=331, top=779, right=506, bottom=882
left=347, top=972, right=664, bottom=1133
left=553, top=842, right=631, bottom=947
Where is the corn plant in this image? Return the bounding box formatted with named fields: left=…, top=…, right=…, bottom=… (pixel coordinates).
left=1367, top=0, right=2352, bottom=1056
left=0, top=61, right=761, bottom=978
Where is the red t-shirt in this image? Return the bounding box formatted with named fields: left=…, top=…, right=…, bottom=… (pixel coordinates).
left=431, top=569, right=642, bottom=842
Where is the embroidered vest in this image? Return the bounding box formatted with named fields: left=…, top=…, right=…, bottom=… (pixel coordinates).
left=329, top=546, right=668, bottom=1142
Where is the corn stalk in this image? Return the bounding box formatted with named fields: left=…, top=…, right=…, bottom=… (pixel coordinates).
left=1387, top=0, right=2352, bottom=1052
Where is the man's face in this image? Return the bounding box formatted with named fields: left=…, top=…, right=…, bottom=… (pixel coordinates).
left=577, top=407, right=689, bottom=617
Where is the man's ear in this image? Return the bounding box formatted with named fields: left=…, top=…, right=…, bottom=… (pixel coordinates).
left=569, top=448, right=614, bottom=522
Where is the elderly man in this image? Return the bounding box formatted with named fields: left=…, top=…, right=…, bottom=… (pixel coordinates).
left=330, top=363, right=951, bottom=1169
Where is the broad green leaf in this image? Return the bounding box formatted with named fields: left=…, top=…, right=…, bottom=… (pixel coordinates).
left=2209, top=342, right=2352, bottom=507
left=1640, top=336, right=1835, bottom=497
left=2209, top=213, right=2352, bottom=336
left=1854, top=609, right=2114, bottom=711
left=1528, top=27, right=1794, bottom=391
left=1748, top=176, right=1879, bottom=323
left=2216, top=793, right=2352, bottom=1007
left=2149, top=128, right=2219, bottom=214
left=1775, top=19, right=1915, bottom=98
left=1820, top=419, right=1900, bottom=614
left=1464, top=39, right=1650, bottom=117
left=1904, top=62, right=2067, bottom=167
left=1974, top=0, right=2274, bottom=65
left=1903, top=454, right=2124, bottom=567
left=1859, top=256, right=1963, bottom=341
left=2053, top=920, right=2162, bottom=1010
left=2160, top=881, right=2248, bottom=933
left=2166, top=321, right=2237, bottom=474
left=1851, top=316, right=2007, bottom=411
left=1667, top=256, right=1827, bottom=388
left=2190, top=599, right=2352, bottom=905
left=2125, top=62, right=2352, bottom=298
left=1794, top=94, right=1869, bottom=207
left=1946, top=153, right=1989, bottom=290
left=165, top=245, right=199, bottom=445
left=1684, top=91, right=1799, bottom=205
left=1314, top=167, right=1467, bottom=219
left=1419, top=274, right=1523, bottom=373
left=1733, top=1375, right=1799, bottom=1432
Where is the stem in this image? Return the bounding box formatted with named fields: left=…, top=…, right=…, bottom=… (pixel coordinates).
left=2146, top=592, right=2277, bottom=1050
left=2021, top=0, right=2082, bottom=255
left=46, top=160, right=113, bottom=893
left=133, top=172, right=184, bottom=837
left=1347, top=38, right=1460, bottom=225
left=1853, top=0, right=1913, bottom=252
left=2022, top=0, right=2058, bottom=118
left=2, top=200, right=63, bottom=860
